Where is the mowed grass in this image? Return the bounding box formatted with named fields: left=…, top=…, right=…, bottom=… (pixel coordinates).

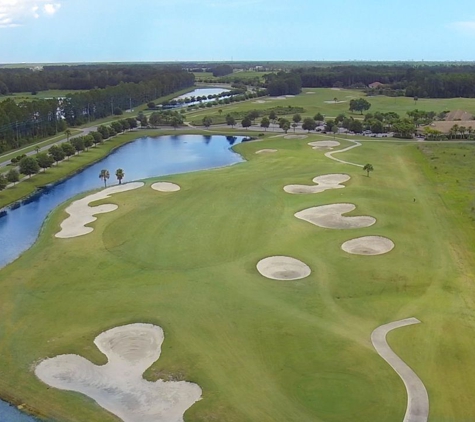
left=186, top=87, right=475, bottom=123
left=0, top=135, right=475, bottom=421
left=0, top=90, right=85, bottom=103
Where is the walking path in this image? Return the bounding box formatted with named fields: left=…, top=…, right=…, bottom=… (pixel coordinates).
left=371, top=318, right=429, bottom=422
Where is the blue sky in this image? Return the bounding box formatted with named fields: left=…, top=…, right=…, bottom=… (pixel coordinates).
left=1, top=0, right=475, bottom=63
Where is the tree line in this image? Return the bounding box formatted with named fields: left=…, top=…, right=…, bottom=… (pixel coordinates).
left=286, top=65, right=475, bottom=98
left=0, top=68, right=194, bottom=153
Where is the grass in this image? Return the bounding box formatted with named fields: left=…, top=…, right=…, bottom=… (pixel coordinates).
left=0, top=90, right=85, bottom=103
left=184, top=87, right=475, bottom=123
left=1, top=133, right=475, bottom=421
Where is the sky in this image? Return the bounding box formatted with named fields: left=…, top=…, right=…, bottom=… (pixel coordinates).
left=1, top=0, right=475, bottom=63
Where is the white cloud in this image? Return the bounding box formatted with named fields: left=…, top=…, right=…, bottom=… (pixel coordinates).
left=0, top=0, right=62, bottom=27
left=449, top=20, right=475, bottom=36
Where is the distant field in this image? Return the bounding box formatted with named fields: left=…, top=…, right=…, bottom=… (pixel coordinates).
left=186, top=88, right=475, bottom=122
left=0, top=90, right=84, bottom=103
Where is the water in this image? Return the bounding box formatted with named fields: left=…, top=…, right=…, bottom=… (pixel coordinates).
left=173, top=87, right=230, bottom=106
left=0, top=402, right=41, bottom=422
left=0, top=134, right=244, bottom=269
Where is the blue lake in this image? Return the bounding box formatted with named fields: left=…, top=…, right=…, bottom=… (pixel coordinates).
left=0, top=133, right=244, bottom=420
left=0, top=134, right=244, bottom=269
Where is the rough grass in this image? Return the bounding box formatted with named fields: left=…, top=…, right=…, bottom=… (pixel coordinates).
left=0, top=135, right=475, bottom=421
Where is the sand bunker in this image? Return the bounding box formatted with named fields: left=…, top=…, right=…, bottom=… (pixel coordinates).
left=35, top=323, right=202, bottom=422
left=257, top=256, right=311, bottom=280
left=285, top=95, right=295, bottom=98
left=284, top=174, right=350, bottom=194
left=253, top=100, right=267, bottom=104
left=308, top=141, right=341, bottom=150
left=284, top=134, right=308, bottom=140
left=295, top=203, right=376, bottom=229
left=342, top=236, right=394, bottom=255
left=56, top=182, right=144, bottom=239
left=151, top=182, right=181, bottom=192
left=324, top=100, right=347, bottom=104
left=306, top=92, right=316, bottom=95
left=256, top=149, right=278, bottom=154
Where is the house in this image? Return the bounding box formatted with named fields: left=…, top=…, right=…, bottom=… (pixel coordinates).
left=368, top=82, right=384, bottom=89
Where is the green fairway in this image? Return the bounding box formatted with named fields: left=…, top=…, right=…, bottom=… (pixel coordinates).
left=185, top=87, right=475, bottom=123
left=0, top=134, right=475, bottom=421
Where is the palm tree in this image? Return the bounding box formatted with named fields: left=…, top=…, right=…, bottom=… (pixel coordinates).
left=99, top=169, right=110, bottom=187
left=115, top=168, right=124, bottom=184
left=363, top=163, right=374, bottom=177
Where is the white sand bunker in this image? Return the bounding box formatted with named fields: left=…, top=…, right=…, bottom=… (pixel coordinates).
left=284, top=134, right=308, bottom=140
left=256, top=149, right=278, bottom=154
left=324, top=100, right=347, bottom=104
left=151, top=182, right=181, bottom=192
left=56, top=182, right=144, bottom=239
left=342, top=236, right=395, bottom=255
left=306, top=92, right=316, bottom=95
left=257, top=256, right=311, bottom=280
left=284, top=173, right=350, bottom=194
left=35, top=323, right=202, bottom=422
left=295, top=203, right=376, bottom=229
left=308, top=140, right=341, bottom=150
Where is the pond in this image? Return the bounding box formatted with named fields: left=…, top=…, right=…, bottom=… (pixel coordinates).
left=172, top=87, right=230, bottom=106
left=0, top=134, right=244, bottom=269
left=0, top=134, right=244, bottom=420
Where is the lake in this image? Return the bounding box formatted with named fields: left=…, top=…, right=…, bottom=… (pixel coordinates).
left=0, top=134, right=244, bottom=269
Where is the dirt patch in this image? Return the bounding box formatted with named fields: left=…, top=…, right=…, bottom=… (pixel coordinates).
left=56, top=182, right=144, bottom=239
left=284, top=174, right=350, bottom=194
left=151, top=182, right=181, bottom=192
left=35, top=323, right=202, bottom=422
left=341, top=236, right=394, bottom=255
left=256, top=256, right=311, bottom=280
left=295, top=203, right=376, bottom=229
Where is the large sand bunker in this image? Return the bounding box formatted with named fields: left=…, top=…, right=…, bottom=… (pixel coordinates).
left=295, top=203, right=376, bottom=229
left=256, top=149, right=277, bottom=154
left=257, top=256, right=311, bottom=280
left=56, top=182, right=144, bottom=239
left=151, top=182, right=181, bottom=192
left=341, top=236, right=394, bottom=255
left=308, top=140, right=341, bottom=150
left=284, top=174, right=350, bottom=194
left=35, top=323, right=202, bottom=422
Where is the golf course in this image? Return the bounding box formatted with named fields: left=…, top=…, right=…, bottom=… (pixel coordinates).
left=0, top=127, right=475, bottom=421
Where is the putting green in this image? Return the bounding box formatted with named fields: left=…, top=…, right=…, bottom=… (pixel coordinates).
left=0, top=135, right=475, bottom=422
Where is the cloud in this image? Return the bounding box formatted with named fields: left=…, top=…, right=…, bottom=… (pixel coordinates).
left=0, top=0, right=61, bottom=27
left=449, top=20, right=475, bottom=36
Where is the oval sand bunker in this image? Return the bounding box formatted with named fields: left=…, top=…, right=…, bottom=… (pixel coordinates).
left=308, top=140, right=341, bottom=149
left=257, top=256, right=311, bottom=280
left=256, top=149, right=278, bottom=154
left=342, top=236, right=395, bottom=255
left=151, top=182, right=181, bottom=192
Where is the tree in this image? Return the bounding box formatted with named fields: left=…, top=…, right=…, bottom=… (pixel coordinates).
left=65, top=129, right=71, bottom=143
left=19, top=156, right=40, bottom=178
left=241, top=116, right=252, bottom=130
left=115, top=168, right=125, bottom=184
left=291, top=122, right=298, bottom=132
left=84, top=136, right=93, bottom=150
left=113, top=107, right=123, bottom=115
left=292, top=113, right=301, bottom=126
left=302, top=117, right=316, bottom=132
left=202, top=116, right=212, bottom=128
left=61, top=142, right=75, bottom=160
left=314, top=112, right=324, bottom=123
left=36, top=153, right=54, bottom=172
left=91, top=131, right=103, bottom=146
left=99, top=169, right=110, bottom=187
left=349, top=119, right=363, bottom=133
left=260, top=117, right=270, bottom=131
left=6, top=169, right=19, bottom=185
left=269, top=110, right=277, bottom=123
left=248, top=110, right=259, bottom=122
left=363, top=163, right=374, bottom=177
left=111, top=121, right=123, bottom=133
left=279, top=118, right=290, bottom=133
left=226, top=115, right=236, bottom=128
left=349, top=98, right=371, bottom=114
left=48, top=144, right=65, bottom=164
left=71, top=137, right=85, bottom=154
left=0, top=174, right=7, bottom=191
left=170, top=115, right=183, bottom=129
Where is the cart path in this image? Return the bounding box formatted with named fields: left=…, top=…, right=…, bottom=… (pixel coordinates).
left=371, top=318, right=429, bottom=422
left=324, top=139, right=364, bottom=167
